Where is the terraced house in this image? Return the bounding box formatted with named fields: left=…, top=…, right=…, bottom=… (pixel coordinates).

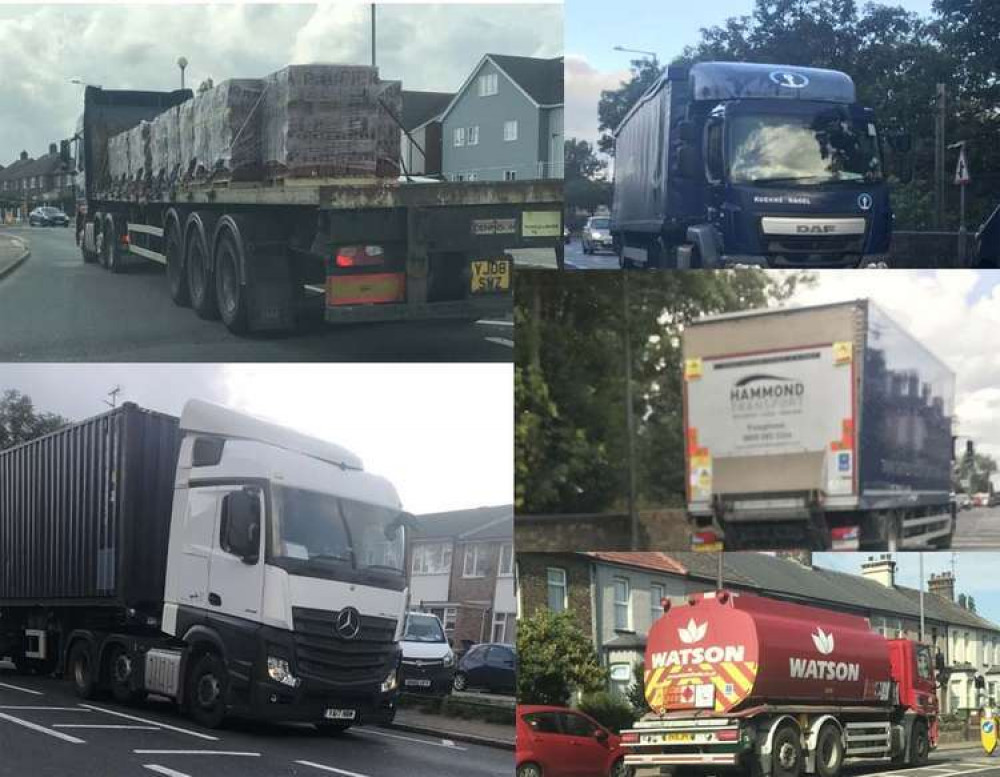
left=0, top=144, right=76, bottom=222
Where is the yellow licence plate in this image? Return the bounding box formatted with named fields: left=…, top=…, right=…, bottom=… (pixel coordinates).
left=666, top=733, right=695, bottom=743
left=471, top=258, right=511, bottom=294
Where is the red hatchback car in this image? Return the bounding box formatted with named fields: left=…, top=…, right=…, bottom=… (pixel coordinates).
left=517, top=705, right=630, bottom=777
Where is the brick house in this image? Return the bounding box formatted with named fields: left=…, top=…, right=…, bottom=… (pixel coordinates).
left=0, top=143, right=76, bottom=222
left=408, top=505, right=515, bottom=650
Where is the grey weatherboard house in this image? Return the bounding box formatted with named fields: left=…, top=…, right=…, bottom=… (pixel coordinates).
left=440, top=54, right=563, bottom=182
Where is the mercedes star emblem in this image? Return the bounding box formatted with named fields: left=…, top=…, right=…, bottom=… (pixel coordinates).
left=335, top=607, right=362, bottom=640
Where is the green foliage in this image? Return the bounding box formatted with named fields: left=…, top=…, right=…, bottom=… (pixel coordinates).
left=957, top=593, right=977, bottom=613
left=0, top=390, right=69, bottom=451
left=565, top=138, right=607, bottom=181
left=515, top=269, right=814, bottom=514
left=594, top=0, right=1000, bottom=230
left=565, top=178, right=613, bottom=229
left=517, top=610, right=606, bottom=706
left=579, top=691, right=636, bottom=734
left=955, top=449, right=997, bottom=494
left=627, top=661, right=650, bottom=717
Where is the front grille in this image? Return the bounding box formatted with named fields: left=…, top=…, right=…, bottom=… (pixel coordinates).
left=292, top=606, right=398, bottom=685
left=402, top=658, right=445, bottom=668
left=765, top=234, right=866, bottom=255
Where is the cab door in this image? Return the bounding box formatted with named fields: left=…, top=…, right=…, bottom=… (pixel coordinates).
left=206, top=485, right=266, bottom=623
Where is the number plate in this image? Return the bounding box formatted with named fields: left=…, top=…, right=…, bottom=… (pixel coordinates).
left=667, top=732, right=695, bottom=742
left=324, top=708, right=357, bottom=720
left=470, top=259, right=511, bottom=294
left=405, top=679, right=432, bottom=688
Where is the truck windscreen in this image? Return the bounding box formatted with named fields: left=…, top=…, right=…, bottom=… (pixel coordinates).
left=269, top=486, right=405, bottom=583
left=728, top=108, right=882, bottom=186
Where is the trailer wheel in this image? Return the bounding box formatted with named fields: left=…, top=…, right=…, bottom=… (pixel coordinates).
left=186, top=223, right=219, bottom=320
left=772, top=724, right=804, bottom=777
left=885, top=512, right=903, bottom=552
left=68, top=640, right=99, bottom=700
left=815, top=723, right=844, bottom=777
left=107, top=644, right=143, bottom=704
left=214, top=232, right=249, bottom=334
left=187, top=652, right=229, bottom=729
left=165, top=217, right=190, bottom=307
left=103, top=215, right=124, bottom=274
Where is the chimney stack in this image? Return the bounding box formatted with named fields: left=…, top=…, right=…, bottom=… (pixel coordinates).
left=19, top=151, right=28, bottom=161
left=49, top=143, right=57, bottom=155
left=861, top=554, right=896, bottom=588
left=928, top=571, right=955, bottom=601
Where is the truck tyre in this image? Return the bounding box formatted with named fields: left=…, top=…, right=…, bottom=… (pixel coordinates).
left=187, top=652, right=229, bottom=729
left=68, top=640, right=99, bottom=700
left=772, top=724, right=804, bottom=777
left=108, top=644, right=143, bottom=704
left=814, top=723, right=844, bottom=777
left=185, top=219, right=219, bottom=320
left=165, top=217, right=190, bottom=307
left=909, top=721, right=930, bottom=766
left=517, top=764, right=542, bottom=777
left=103, top=215, right=124, bottom=274
left=315, top=721, right=353, bottom=735
left=214, top=232, right=249, bottom=335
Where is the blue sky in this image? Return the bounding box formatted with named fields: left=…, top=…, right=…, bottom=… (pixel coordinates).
left=814, top=552, right=1000, bottom=627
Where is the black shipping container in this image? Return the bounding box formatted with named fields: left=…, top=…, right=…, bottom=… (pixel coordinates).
left=0, top=403, right=181, bottom=609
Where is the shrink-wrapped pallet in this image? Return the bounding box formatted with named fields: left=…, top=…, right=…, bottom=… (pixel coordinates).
left=178, top=99, right=197, bottom=179
left=107, top=131, right=130, bottom=182
left=190, top=79, right=264, bottom=179
left=125, top=121, right=153, bottom=180
left=259, top=64, right=400, bottom=179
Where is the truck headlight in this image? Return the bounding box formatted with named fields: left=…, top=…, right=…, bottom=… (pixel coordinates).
left=381, top=669, right=398, bottom=693
left=267, top=657, right=301, bottom=688
left=443, top=652, right=456, bottom=668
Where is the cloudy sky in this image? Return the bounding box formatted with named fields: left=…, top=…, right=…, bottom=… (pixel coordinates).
left=775, top=270, right=1000, bottom=463
left=0, top=2, right=561, bottom=161
left=815, top=552, right=1000, bottom=627
left=565, top=0, right=934, bottom=152
left=0, top=364, right=512, bottom=515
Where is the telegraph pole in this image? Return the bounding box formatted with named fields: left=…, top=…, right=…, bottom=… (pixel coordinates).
left=371, top=4, right=376, bottom=67
left=934, top=84, right=946, bottom=229
left=623, top=271, right=638, bottom=550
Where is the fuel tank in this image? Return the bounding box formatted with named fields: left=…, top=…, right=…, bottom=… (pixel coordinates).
left=644, top=591, right=894, bottom=714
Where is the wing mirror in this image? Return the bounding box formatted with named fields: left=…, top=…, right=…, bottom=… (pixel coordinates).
left=384, top=510, right=419, bottom=540
left=222, top=487, right=261, bottom=564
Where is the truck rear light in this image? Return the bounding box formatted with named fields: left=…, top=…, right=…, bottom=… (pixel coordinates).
left=621, top=731, right=639, bottom=745
left=661, top=598, right=671, bottom=614
left=715, top=728, right=739, bottom=742
left=335, top=244, right=385, bottom=268
left=717, top=591, right=730, bottom=604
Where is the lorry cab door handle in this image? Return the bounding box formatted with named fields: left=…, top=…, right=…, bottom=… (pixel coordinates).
left=208, top=593, right=222, bottom=606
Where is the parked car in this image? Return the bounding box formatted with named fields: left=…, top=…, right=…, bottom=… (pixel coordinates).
left=399, top=611, right=455, bottom=695
left=453, top=642, right=515, bottom=694
left=957, top=492, right=973, bottom=511
left=517, top=705, right=629, bottom=777
left=28, top=206, right=70, bottom=227
left=581, top=216, right=613, bottom=254
left=974, top=492, right=990, bottom=507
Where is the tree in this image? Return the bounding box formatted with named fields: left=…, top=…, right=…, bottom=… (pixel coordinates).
left=627, top=661, right=649, bottom=716
left=565, top=138, right=607, bottom=181
left=517, top=610, right=606, bottom=705
left=597, top=58, right=663, bottom=155
left=0, top=390, right=69, bottom=451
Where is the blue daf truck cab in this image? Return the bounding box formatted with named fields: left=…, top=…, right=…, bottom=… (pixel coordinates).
left=611, top=61, right=893, bottom=268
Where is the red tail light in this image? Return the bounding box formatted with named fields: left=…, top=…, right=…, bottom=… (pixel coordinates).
left=620, top=732, right=639, bottom=745
left=335, top=245, right=385, bottom=268
left=716, top=728, right=739, bottom=742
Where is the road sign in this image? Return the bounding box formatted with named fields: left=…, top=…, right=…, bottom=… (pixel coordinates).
left=955, top=147, right=971, bottom=185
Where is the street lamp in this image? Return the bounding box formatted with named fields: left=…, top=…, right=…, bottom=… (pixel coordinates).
left=177, top=56, right=188, bottom=90
left=613, top=45, right=659, bottom=66
left=70, top=78, right=102, bottom=89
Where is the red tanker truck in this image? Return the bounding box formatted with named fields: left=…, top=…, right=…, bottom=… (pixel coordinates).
left=621, top=591, right=938, bottom=777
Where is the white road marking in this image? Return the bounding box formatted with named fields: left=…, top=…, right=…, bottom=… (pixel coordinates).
left=484, top=336, right=514, bottom=348
left=79, top=703, right=218, bottom=741
left=872, top=764, right=1000, bottom=777
left=133, top=750, right=260, bottom=757
left=358, top=727, right=466, bottom=750
left=295, top=760, right=372, bottom=777
left=143, top=766, right=194, bottom=777
left=54, top=724, right=160, bottom=730
left=0, top=681, right=43, bottom=695
left=441, top=738, right=456, bottom=748
left=0, top=712, right=86, bottom=743
left=0, top=706, right=91, bottom=711
left=477, top=320, right=513, bottom=327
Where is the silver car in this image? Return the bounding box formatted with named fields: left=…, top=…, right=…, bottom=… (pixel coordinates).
left=581, top=216, right=613, bottom=254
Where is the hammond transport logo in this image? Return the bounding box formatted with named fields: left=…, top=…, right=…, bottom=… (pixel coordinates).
left=789, top=627, right=861, bottom=681
left=730, top=374, right=806, bottom=412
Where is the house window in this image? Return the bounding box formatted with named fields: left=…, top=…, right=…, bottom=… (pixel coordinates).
left=462, top=543, right=489, bottom=578
left=468, top=126, right=479, bottom=146
left=454, top=127, right=466, bottom=147
left=547, top=567, right=567, bottom=613
left=498, top=543, right=513, bottom=576
left=478, top=73, right=498, bottom=97
left=610, top=663, right=632, bottom=697
left=492, top=611, right=513, bottom=643
left=411, top=542, right=452, bottom=575
left=650, top=583, right=665, bottom=625
left=454, top=173, right=465, bottom=182
left=504, top=120, right=519, bottom=142
left=613, top=577, right=631, bottom=631
left=504, top=170, right=517, bottom=181
left=466, top=172, right=478, bottom=181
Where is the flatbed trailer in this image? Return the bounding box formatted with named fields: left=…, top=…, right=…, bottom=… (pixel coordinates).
left=76, top=86, right=563, bottom=334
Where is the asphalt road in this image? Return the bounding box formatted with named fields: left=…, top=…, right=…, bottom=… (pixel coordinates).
left=0, top=664, right=511, bottom=777
left=953, top=506, right=1000, bottom=549
left=564, top=237, right=619, bottom=270
left=840, top=750, right=1000, bottom=777
left=0, top=226, right=513, bottom=362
